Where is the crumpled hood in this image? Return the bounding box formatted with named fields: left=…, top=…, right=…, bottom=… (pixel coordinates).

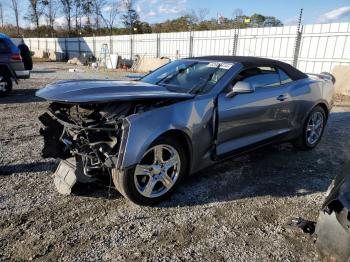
left=36, top=80, right=194, bottom=104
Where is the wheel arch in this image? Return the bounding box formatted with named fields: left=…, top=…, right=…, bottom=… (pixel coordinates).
left=156, top=129, right=193, bottom=172
left=0, top=63, right=17, bottom=81
left=316, top=102, right=330, bottom=119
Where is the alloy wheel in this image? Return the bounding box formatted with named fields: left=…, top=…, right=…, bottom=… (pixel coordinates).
left=134, top=144, right=181, bottom=198
left=306, top=111, right=324, bottom=145
left=0, top=77, right=7, bottom=92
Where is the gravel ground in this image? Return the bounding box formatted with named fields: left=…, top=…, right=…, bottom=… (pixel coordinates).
left=1, top=62, right=350, bottom=261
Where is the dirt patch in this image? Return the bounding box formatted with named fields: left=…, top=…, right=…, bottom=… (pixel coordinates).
left=1, top=62, right=350, bottom=261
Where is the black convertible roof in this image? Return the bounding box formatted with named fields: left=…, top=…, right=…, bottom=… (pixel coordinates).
left=188, top=56, right=308, bottom=80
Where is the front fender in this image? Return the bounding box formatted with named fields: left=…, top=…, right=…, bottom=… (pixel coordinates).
left=120, top=96, right=215, bottom=170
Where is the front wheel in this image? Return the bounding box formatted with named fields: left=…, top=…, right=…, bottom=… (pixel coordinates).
left=293, top=106, right=326, bottom=150
left=0, top=74, right=12, bottom=97
left=112, top=136, right=188, bottom=205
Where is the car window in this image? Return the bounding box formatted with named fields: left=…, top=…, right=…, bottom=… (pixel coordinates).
left=0, top=39, right=10, bottom=54
left=277, top=68, right=293, bottom=84
left=233, top=66, right=280, bottom=89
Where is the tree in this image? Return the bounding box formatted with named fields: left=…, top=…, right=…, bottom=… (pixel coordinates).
left=100, top=1, right=119, bottom=35
left=81, top=0, right=94, bottom=32
left=92, top=0, right=106, bottom=32
left=264, top=16, right=283, bottom=27
left=249, top=13, right=283, bottom=28
left=10, top=0, right=20, bottom=35
left=120, top=0, right=140, bottom=34
left=25, top=0, right=44, bottom=33
left=73, top=0, right=82, bottom=32
left=42, top=0, right=57, bottom=36
left=60, top=0, right=74, bottom=34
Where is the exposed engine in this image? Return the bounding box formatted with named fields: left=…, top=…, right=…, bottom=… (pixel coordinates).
left=39, top=100, right=175, bottom=180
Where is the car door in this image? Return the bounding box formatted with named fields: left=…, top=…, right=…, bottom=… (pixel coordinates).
left=216, top=66, right=295, bottom=156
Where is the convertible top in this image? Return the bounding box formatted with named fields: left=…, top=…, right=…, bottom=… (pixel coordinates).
left=188, top=56, right=308, bottom=81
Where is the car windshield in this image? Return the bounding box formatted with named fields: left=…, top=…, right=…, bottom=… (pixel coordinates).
left=141, top=60, right=232, bottom=94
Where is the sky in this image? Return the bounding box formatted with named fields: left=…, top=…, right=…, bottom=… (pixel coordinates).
left=2, top=0, right=350, bottom=28
left=135, top=0, right=350, bottom=25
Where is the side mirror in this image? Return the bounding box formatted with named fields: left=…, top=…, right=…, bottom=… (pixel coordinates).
left=226, top=81, right=255, bottom=98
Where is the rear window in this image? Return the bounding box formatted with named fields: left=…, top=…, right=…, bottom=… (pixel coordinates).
left=0, top=39, right=10, bottom=54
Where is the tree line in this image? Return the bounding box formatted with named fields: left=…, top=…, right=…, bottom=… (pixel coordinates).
left=0, top=0, right=283, bottom=38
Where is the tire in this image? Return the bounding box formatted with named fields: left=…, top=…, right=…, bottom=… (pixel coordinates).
left=293, top=106, right=326, bottom=150
left=112, top=135, right=188, bottom=205
left=18, top=44, right=33, bottom=71
left=0, top=73, right=12, bottom=97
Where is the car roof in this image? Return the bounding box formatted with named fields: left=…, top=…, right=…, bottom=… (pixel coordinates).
left=187, top=56, right=308, bottom=80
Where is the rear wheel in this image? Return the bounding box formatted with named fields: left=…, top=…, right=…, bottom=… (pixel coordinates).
left=293, top=106, right=326, bottom=150
left=0, top=73, right=12, bottom=97
left=112, top=136, right=188, bottom=205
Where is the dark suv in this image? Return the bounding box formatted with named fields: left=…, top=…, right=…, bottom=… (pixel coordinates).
left=0, top=33, right=31, bottom=96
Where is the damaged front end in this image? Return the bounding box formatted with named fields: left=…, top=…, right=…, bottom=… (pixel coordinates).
left=39, top=102, right=132, bottom=193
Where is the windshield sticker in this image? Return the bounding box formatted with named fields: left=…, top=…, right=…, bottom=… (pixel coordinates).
left=220, top=63, right=233, bottom=69
left=207, top=62, right=221, bottom=68
left=207, top=62, right=233, bottom=69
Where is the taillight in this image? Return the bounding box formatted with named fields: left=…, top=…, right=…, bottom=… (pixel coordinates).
left=11, top=53, right=22, bottom=61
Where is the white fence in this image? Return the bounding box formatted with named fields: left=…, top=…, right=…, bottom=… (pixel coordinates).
left=12, top=22, right=350, bottom=74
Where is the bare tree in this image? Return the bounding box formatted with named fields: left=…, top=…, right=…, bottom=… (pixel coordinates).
left=233, top=8, right=243, bottom=29
left=197, top=8, right=209, bottom=22
left=100, top=0, right=119, bottom=35
left=10, top=0, right=20, bottom=35
left=42, top=0, right=57, bottom=36
left=60, top=0, right=74, bottom=33
left=73, top=0, right=83, bottom=32
left=25, top=0, right=44, bottom=33
left=92, top=0, right=106, bottom=31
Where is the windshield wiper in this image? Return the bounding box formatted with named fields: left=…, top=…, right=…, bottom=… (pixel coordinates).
left=190, top=65, right=221, bottom=94
left=156, top=62, right=198, bottom=85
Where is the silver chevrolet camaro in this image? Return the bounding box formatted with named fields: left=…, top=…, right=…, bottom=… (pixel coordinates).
left=37, top=56, right=335, bottom=205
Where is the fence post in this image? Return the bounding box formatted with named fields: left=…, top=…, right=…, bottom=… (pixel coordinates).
left=293, top=8, right=303, bottom=68
left=109, top=35, right=113, bottom=55
left=78, top=38, right=81, bottom=57
left=156, top=33, right=160, bottom=58
left=293, top=27, right=303, bottom=67
left=29, top=39, right=32, bottom=50
left=93, top=35, right=96, bottom=58
left=130, top=35, right=133, bottom=60
left=38, top=39, right=40, bottom=51
left=64, top=38, right=68, bottom=61
left=232, top=28, right=239, bottom=56
left=189, top=31, right=194, bottom=57
left=46, top=39, right=48, bottom=53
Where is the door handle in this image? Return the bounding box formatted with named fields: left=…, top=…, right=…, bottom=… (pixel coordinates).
left=276, top=94, right=289, bottom=101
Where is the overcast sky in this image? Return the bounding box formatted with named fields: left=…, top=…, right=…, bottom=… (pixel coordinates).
left=2, top=0, right=350, bottom=28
